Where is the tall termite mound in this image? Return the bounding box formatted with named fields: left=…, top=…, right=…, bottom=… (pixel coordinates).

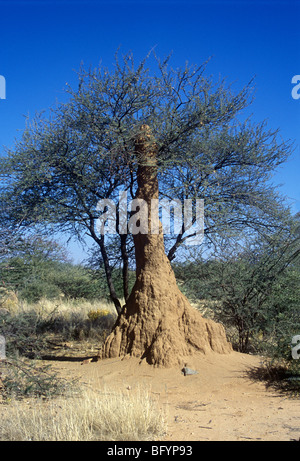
left=100, top=125, right=232, bottom=367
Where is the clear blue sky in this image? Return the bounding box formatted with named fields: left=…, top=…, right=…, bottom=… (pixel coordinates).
left=0, top=0, right=299, bottom=261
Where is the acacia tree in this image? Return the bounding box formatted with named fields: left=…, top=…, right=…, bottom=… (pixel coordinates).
left=0, top=52, right=294, bottom=365
left=0, top=197, right=29, bottom=262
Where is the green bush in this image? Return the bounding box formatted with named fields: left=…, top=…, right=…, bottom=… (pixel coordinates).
left=174, top=241, right=300, bottom=357
left=19, top=281, right=61, bottom=303
left=0, top=358, right=73, bottom=399
left=0, top=256, right=109, bottom=302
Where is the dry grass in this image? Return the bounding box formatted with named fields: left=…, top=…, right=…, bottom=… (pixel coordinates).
left=19, top=296, right=120, bottom=317
left=0, top=296, right=167, bottom=441
left=0, top=387, right=167, bottom=441
left=1, top=296, right=119, bottom=354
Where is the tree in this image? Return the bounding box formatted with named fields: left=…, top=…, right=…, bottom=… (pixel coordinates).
left=0, top=51, right=294, bottom=365
left=0, top=237, right=68, bottom=301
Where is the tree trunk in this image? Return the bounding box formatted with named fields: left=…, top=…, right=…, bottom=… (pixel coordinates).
left=120, top=233, right=129, bottom=302
left=91, top=231, right=122, bottom=315
left=100, top=125, right=231, bottom=367
left=98, top=235, right=122, bottom=315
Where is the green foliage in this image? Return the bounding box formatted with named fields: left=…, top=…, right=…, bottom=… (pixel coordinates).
left=262, top=267, right=300, bottom=376
left=46, top=262, right=105, bottom=300
left=175, top=227, right=300, bottom=363
left=0, top=307, right=49, bottom=357
left=0, top=51, right=294, bottom=308
left=20, top=281, right=61, bottom=303
left=0, top=254, right=109, bottom=303
left=0, top=357, right=74, bottom=399
left=0, top=235, right=133, bottom=308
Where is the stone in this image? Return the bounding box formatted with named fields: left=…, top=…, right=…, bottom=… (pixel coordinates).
left=182, top=367, right=198, bottom=376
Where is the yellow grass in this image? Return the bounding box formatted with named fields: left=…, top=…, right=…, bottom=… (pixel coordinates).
left=0, top=295, right=166, bottom=441
left=20, top=296, right=120, bottom=316
left=0, top=387, right=166, bottom=441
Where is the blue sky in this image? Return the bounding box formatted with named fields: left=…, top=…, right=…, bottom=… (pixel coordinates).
left=0, top=0, right=299, bottom=262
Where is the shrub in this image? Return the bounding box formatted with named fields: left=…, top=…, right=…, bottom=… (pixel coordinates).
left=174, top=231, right=300, bottom=356
left=0, top=307, right=49, bottom=357
left=0, top=255, right=108, bottom=303
left=0, top=357, right=74, bottom=399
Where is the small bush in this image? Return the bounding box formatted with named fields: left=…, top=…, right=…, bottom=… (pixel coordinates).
left=0, top=308, right=50, bottom=357
left=265, top=334, right=300, bottom=378
left=0, top=357, right=75, bottom=400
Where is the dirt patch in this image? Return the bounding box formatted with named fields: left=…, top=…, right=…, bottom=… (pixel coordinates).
left=24, top=350, right=299, bottom=442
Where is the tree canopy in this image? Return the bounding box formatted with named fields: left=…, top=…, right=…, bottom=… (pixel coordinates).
left=0, top=51, right=295, bottom=310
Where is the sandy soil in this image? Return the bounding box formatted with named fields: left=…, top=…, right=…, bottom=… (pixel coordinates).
left=44, top=350, right=300, bottom=442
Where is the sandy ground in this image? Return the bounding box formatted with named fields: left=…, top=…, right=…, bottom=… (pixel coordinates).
left=42, top=350, right=300, bottom=442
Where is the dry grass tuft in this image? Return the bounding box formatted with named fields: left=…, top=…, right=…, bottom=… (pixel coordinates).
left=0, top=387, right=167, bottom=441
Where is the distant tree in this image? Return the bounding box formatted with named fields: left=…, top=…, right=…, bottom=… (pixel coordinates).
left=0, top=247, right=110, bottom=303
left=0, top=237, right=67, bottom=301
